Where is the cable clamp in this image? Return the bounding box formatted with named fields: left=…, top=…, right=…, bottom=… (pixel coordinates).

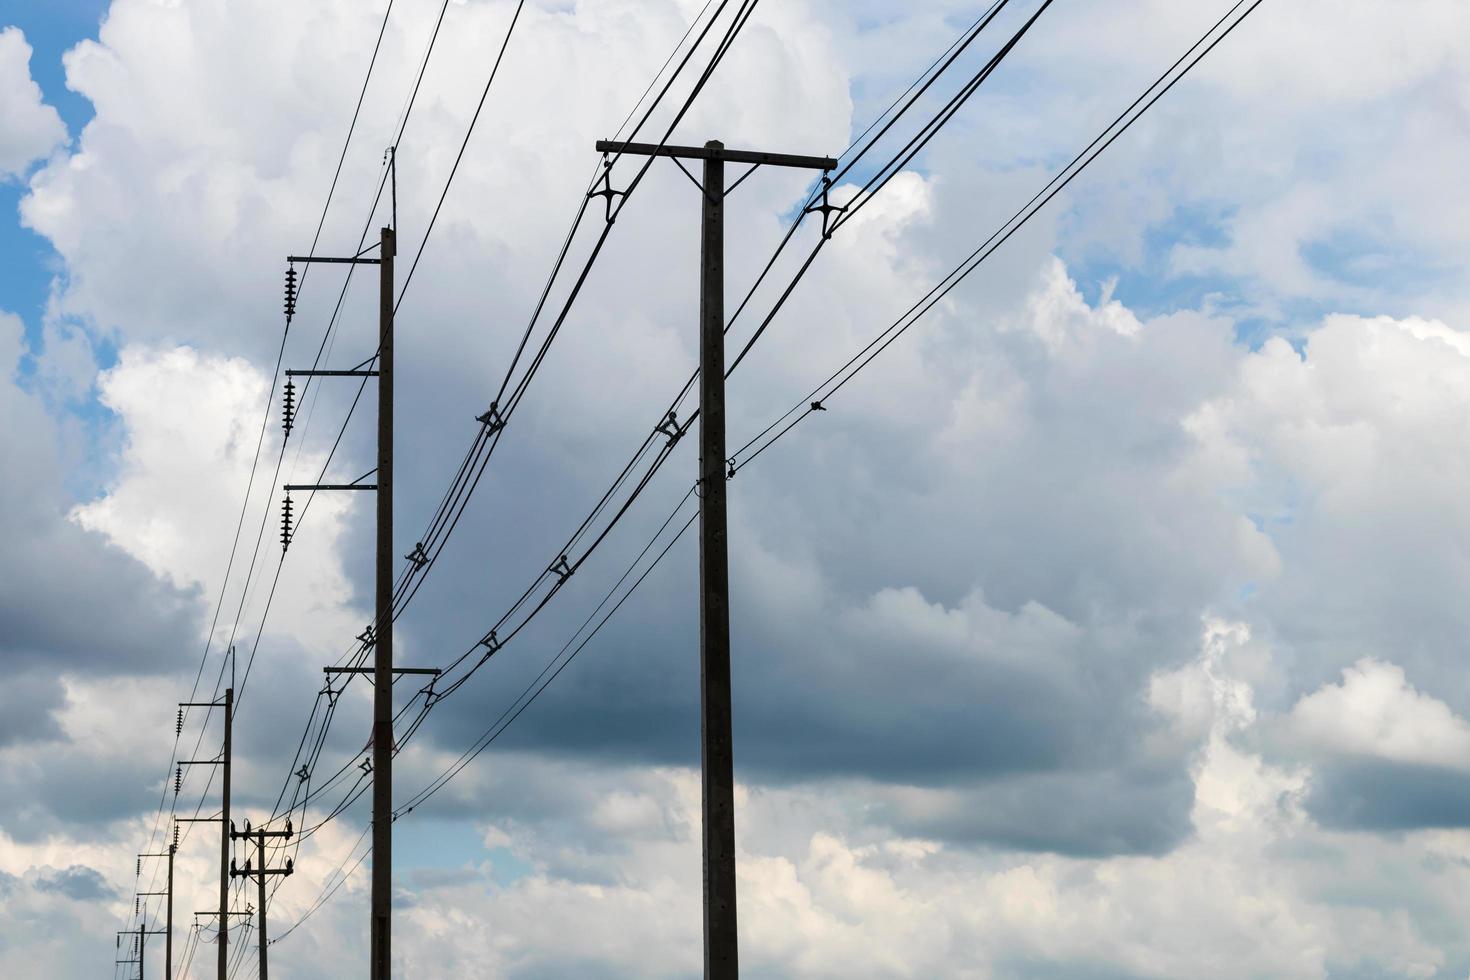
left=587, top=155, right=627, bottom=224
left=551, top=554, right=573, bottom=584
left=295, top=765, right=310, bottom=783
left=357, top=625, right=376, bottom=649
left=359, top=757, right=373, bottom=774
left=405, top=542, right=429, bottom=568
left=811, top=400, right=827, bottom=412
left=476, top=401, right=505, bottom=433
left=479, top=629, right=500, bottom=653
left=727, top=457, right=737, bottom=479
left=803, top=177, right=846, bottom=240
left=655, top=410, right=682, bottom=448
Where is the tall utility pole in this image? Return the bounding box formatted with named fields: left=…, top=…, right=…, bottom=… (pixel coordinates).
left=592, top=139, right=836, bottom=979
left=229, top=819, right=295, bottom=980
left=372, top=224, right=396, bottom=980
left=139, top=833, right=178, bottom=980
left=282, top=224, right=396, bottom=979
left=179, top=685, right=232, bottom=980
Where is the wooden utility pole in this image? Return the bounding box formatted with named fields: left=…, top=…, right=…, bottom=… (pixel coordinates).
left=220, top=687, right=231, bottom=980
left=118, top=924, right=166, bottom=980
left=591, top=139, right=835, bottom=979
left=372, top=223, right=396, bottom=979
left=284, top=223, right=401, bottom=980
left=139, top=835, right=177, bottom=980
left=178, top=685, right=232, bottom=980
left=229, top=820, right=294, bottom=980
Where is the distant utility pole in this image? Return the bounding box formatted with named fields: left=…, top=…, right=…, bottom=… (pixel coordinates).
left=229, top=819, right=295, bottom=980
left=179, top=684, right=232, bottom=980
left=138, top=831, right=177, bottom=980
left=117, top=924, right=167, bottom=980
left=592, top=138, right=836, bottom=979
left=282, top=220, right=403, bottom=980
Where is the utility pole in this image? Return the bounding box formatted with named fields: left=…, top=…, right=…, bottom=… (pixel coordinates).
left=179, top=684, right=231, bottom=980
left=591, top=139, right=836, bottom=979
left=118, top=924, right=166, bottom=980
left=229, top=819, right=295, bottom=980
left=282, top=222, right=397, bottom=979
left=372, top=223, right=396, bottom=980
left=139, top=832, right=178, bottom=980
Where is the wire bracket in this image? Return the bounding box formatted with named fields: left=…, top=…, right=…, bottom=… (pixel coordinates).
left=479, top=629, right=500, bottom=653
left=476, top=401, right=506, bottom=433
left=551, top=554, right=573, bottom=584
left=655, top=410, right=683, bottom=448
left=357, top=625, right=376, bottom=649
left=588, top=155, right=628, bottom=224
left=405, top=542, right=429, bottom=568
left=803, top=177, right=846, bottom=240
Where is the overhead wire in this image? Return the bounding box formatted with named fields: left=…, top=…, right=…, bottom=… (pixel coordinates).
left=731, top=0, right=1265, bottom=474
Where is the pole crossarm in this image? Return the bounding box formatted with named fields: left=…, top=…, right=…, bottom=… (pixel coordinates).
left=283, top=483, right=378, bottom=491
left=324, top=666, right=441, bottom=675
left=286, top=254, right=381, bottom=265
left=286, top=368, right=380, bottom=378
left=595, top=139, right=836, bottom=170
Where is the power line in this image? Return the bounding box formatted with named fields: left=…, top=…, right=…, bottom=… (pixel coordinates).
left=731, top=0, right=1266, bottom=473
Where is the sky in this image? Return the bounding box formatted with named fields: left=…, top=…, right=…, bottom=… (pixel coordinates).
left=1, top=0, right=1469, bottom=977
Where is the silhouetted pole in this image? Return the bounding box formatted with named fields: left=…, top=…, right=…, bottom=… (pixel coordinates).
left=371, top=224, right=396, bottom=980
left=166, top=844, right=173, bottom=980
left=591, top=137, right=835, bottom=979
left=696, top=140, right=738, bottom=978
left=220, top=687, right=232, bottom=980
left=256, top=829, right=269, bottom=980
left=138, top=842, right=177, bottom=980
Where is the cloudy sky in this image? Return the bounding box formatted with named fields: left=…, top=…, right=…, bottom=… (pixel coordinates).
left=2, top=0, right=1469, bottom=977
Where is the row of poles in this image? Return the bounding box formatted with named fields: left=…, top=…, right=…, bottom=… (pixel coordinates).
left=141, top=137, right=833, bottom=980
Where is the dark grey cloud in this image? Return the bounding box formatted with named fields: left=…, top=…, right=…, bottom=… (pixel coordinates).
left=32, top=865, right=116, bottom=902
left=359, top=289, right=1241, bottom=859
left=1306, top=759, right=1470, bottom=833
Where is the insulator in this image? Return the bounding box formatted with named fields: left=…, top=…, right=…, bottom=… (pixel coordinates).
left=135, top=897, right=139, bottom=915
left=176, top=707, right=183, bottom=735
left=283, top=265, right=298, bottom=321
left=282, top=380, right=296, bottom=439
left=175, top=767, right=182, bottom=795
left=136, top=858, right=141, bottom=877
left=173, top=825, right=179, bottom=848
left=280, top=494, right=294, bottom=553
